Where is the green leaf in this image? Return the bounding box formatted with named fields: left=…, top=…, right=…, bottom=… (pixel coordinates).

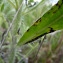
left=17, top=0, right=63, bottom=46
left=1, top=3, right=4, bottom=12
left=18, top=0, right=53, bottom=37
left=12, top=0, right=53, bottom=36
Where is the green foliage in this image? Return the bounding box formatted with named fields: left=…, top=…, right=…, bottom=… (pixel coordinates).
left=0, top=0, right=63, bottom=63
left=18, top=0, right=63, bottom=46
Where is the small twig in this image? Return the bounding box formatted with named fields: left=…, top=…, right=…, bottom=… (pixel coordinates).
left=35, top=35, right=46, bottom=63
left=1, top=30, right=7, bottom=43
